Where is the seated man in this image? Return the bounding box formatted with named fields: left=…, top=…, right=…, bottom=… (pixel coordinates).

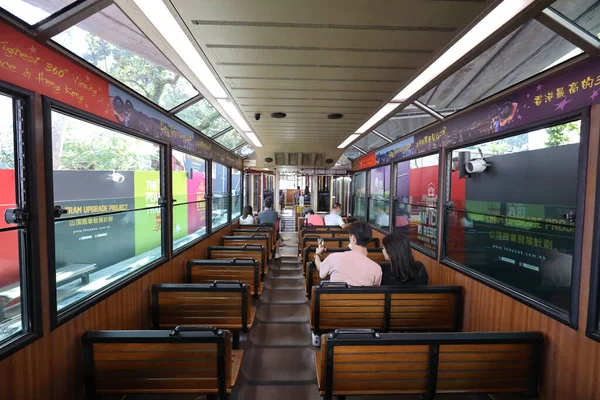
left=324, top=202, right=349, bottom=228
left=257, top=198, right=281, bottom=258
left=314, top=221, right=382, bottom=286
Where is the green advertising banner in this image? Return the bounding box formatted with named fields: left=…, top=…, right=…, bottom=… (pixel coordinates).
left=134, top=171, right=162, bottom=255
left=173, top=171, right=189, bottom=243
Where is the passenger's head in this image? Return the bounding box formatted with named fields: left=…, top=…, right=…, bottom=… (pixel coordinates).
left=382, top=232, right=425, bottom=281
left=264, top=198, right=273, bottom=209
left=242, top=205, right=253, bottom=218
left=297, top=186, right=300, bottom=190
left=307, top=209, right=315, bottom=215
left=332, top=202, right=342, bottom=214
left=347, top=220, right=372, bottom=247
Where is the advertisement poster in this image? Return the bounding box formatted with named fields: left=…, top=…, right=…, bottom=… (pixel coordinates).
left=0, top=169, right=18, bottom=288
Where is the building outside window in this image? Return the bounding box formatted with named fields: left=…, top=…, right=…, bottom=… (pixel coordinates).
left=212, top=162, right=229, bottom=229
left=368, top=165, right=391, bottom=230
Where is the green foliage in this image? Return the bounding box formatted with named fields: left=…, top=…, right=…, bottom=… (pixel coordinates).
left=545, top=122, right=579, bottom=147
left=176, top=100, right=231, bottom=137
left=0, top=127, right=13, bottom=170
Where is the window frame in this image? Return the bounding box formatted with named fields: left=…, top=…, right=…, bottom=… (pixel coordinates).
left=365, top=163, right=392, bottom=235
left=0, top=81, right=43, bottom=361
left=42, top=96, right=170, bottom=329
left=586, top=112, right=600, bottom=341
left=440, top=109, right=589, bottom=329
left=392, top=150, right=443, bottom=259
left=351, top=170, right=368, bottom=222
left=171, top=149, right=209, bottom=256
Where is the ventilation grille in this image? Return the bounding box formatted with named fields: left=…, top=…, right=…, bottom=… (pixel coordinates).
left=288, top=153, right=298, bottom=166
left=301, top=153, right=312, bottom=166
left=314, top=153, right=325, bottom=167
left=275, top=152, right=285, bottom=165
left=192, top=20, right=456, bottom=32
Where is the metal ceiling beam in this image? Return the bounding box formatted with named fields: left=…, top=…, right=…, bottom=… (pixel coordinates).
left=35, top=0, right=113, bottom=41
left=212, top=126, right=234, bottom=140
left=372, top=130, right=393, bottom=143
left=413, top=100, right=445, bottom=121
left=168, top=94, right=203, bottom=116
left=537, top=7, right=600, bottom=57
left=351, top=145, right=367, bottom=155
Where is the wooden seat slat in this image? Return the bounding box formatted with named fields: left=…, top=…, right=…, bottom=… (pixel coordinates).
left=208, top=246, right=268, bottom=277
left=187, top=259, right=261, bottom=297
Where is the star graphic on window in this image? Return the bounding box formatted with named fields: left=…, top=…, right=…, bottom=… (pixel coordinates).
left=526, top=93, right=530, bottom=98
left=85, top=75, right=91, bottom=82
left=536, top=84, right=543, bottom=92
left=28, top=45, right=37, bottom=54
left=175, top=224, right=181, bottom=234
left=590, top=89, right=600, bottom=102
left=554, top=97, right=572, bottom=112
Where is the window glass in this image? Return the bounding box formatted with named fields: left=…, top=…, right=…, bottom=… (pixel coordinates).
left=235, top=143, right=254, bottom=157
left=378, top=109, right=436, bottom=141
left=216, top=129, right=244, bottom=150
left=52, top=5, right=198, bottom=110
left=51, top=111, right=163, bottom=313
left=421, top=20, right=582, bottom=117
left=395, top=154, right=440, bottom=253
left=368, top=166, right=391, bottom=230
left=212, top=162, right=229, bottom=229
left=446, top=120, right=581, bottom=313
left=232, top=169, right=242, bottom=220
left=354, top=133, right=387, bottom=153
left=0, top=0, right=76, bottom=25
left=172, top=150, right=207, bottom=252
left=344, top=148, right=362, bottom=160
left=352, top=171, right=366, bottom=220
left=552, top=0, right=600, bottom=40
left=0, top=94, right=25, bottom=344
left=176, top=98, right=231, bottom=137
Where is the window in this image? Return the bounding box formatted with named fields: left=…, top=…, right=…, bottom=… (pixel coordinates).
left=216, top=130, right=245, bottom=150
left=176, top=98, right=231, bottom=137
left=395, top=154, right=440, bottom=254
left=232, top=169, right=242, bottom=220
left=0, top=93, right=32, bottom=346
left=235, top=144, right=254, bottom=157
left=552, top=0, right=600, bottom=40
left=50, top=111, right=164, bottom=316
left=377, top=109, right=436, bottom=141
left=368, top=166, right=391, bottom=230
left=420, top=19, right=583, bottom=117
left=444, top=120, right=582, bottom=316
left=344, top=148, right=362, bottom=160
left=172, top=150, right=207, bottom=252
left=212, top=162, right=229, bottom=229
left=352, top=171, right=367, bottom=220
left=0, top=0, right=77, bottom=25
left=354, top=133, right=387, bottom=153
left=52, top=5, right=198, bottom=110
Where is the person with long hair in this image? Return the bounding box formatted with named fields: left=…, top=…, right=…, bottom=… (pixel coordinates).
left=239, top=205, right=255, bottom=225
left=381, top=232, right=428, bottom=285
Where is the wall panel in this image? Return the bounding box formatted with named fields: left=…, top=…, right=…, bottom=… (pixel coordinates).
left=0, top=225, right=233, bottom=400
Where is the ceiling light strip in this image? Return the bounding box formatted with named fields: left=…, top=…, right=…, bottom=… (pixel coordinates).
left=338, top=134, right=360, bottom=149
left=133, top=0, right=227, bottom=99
left=355, top=103, right=401, bottom=134
left=393, top=0, right=536, bottom=102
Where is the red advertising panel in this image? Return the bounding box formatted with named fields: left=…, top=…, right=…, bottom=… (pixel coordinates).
left=0, top=169, right=19, bottom=288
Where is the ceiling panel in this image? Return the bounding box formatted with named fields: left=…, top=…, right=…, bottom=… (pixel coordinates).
left=168, top=0, right=495, bottom=167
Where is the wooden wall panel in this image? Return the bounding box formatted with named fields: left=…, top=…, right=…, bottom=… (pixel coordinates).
left=0, top=224, right=234, bottom=400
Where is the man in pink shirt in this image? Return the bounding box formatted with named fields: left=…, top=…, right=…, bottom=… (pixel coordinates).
left=314, top=220, right=382, bottom=286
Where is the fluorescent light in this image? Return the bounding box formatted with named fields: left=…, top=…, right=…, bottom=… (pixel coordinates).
left=355, top=103, right=400, bottom=134
left=338, top=134, right=360, bottom=149
left=244, top=131, right=263, bottom=148
left=217, top=99, right=251, bottom=132
left=134, top=0, right=227, bottom=99
left=393, top=0, right=535, bottom=102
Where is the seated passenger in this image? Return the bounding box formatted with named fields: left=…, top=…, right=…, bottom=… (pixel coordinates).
left=375, top=206, right=390, bottom=228
left=257, top=198, right=281, bottom=258
left=314, top=221, right=382, bottom=286
left=381, top=232, right=428, bottom=286
left=239, top=205, right=256, bottom=225
left=306, top=209, right=325, bottom=226
left=324, top=202, right=349, bottom=228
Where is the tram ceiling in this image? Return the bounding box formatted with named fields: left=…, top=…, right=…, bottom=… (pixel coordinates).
left=134, top=0, right=497, bottom=167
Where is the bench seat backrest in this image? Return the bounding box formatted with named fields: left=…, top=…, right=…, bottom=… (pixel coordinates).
left=233, top=227, right=274, bottom=249
left=187, top=259, right=260, bottom=296
left=302, top=236, right=379, bottom=250
left=152, top=283, right=252, bottom=331
left=222, top=236, right=270, bottom=260
left=298, top=224, right=343, bottom=246
left=310, top=285, right=463, bottom=333
left=304, top=249, right=387, bottom=295
left=316, top=330, right=543, bottom=400
left=82, top=328, right=232, bottom=398
left=207, top=246, right=267, bottom=277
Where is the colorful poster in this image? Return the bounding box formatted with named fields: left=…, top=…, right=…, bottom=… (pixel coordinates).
left=133, top=171, right=162, bottom=255
left=187, top=171, right=206, bottom=234
left=0, top=169, right=18, bottom=288
left=0, top=23, right=113, bottom=120
left=354, top=57, right=600, bottom=170
left=172, top=172, right=189, bottom=242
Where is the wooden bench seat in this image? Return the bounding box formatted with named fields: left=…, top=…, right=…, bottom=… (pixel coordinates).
left=232, top=228, right=273, bottom=252
left=302, top=236, right=378, bottom=251
left=151, top=282, right=256, bottom=349
left=315, top=329, right=543, bottom=400
left=298, top=225, right=346, bottom=249
left=222, top=235, right=271, bottom=261
left=208, top=245, right=268, bottom=277
left=187, top=259, right=262, bottom=297
left=235, top=223, right=276, bottom=250
left=304, top=248, right=387, bottom=296
left=298, top=228, right=348, bottom=250
left=310, top=283, right=463, bottom=334
left=82, top=327, right=242, bottom=399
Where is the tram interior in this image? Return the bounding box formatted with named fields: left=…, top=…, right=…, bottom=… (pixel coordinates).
left=1, top=0, right=600, bottom=400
